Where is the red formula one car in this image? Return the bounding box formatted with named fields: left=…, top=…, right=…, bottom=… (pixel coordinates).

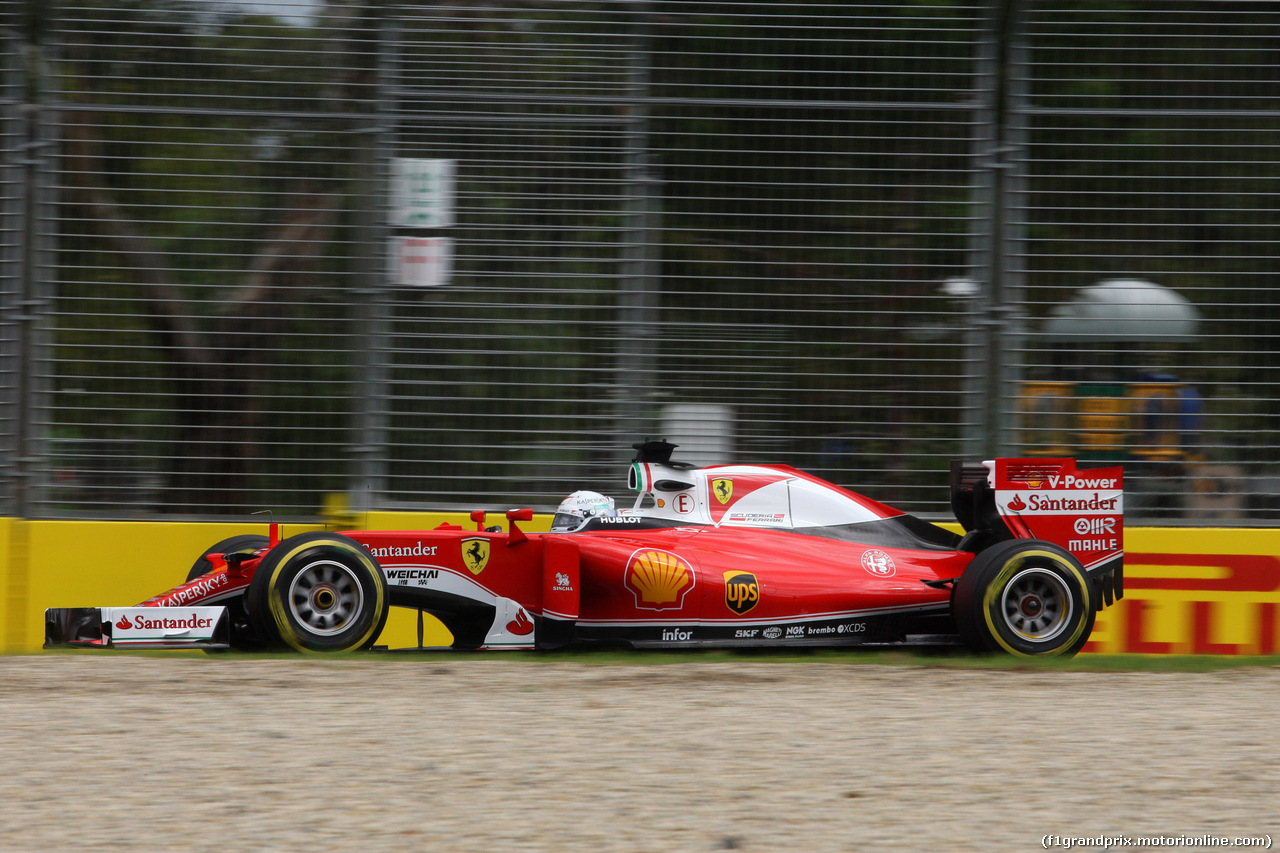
left=46, top=441, right=1124, bottom=658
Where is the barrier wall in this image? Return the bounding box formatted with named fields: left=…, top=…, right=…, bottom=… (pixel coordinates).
left=0, top=516, right=472, bottom=652
left=3, top=519, right=1277, bottom=654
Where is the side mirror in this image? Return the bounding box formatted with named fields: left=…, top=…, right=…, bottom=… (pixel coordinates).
left=506, top=508, right=534, bottom=545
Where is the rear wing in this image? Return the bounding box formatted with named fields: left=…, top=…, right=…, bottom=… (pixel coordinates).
left=951, top=458, right=1123, bottom=606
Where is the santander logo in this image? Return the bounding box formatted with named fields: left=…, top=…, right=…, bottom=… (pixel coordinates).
left=115, top=615, right=133, bottom=630
left=506, top=609, right=534, bottom=636
left=1007, top=495, right=1027, bottom=511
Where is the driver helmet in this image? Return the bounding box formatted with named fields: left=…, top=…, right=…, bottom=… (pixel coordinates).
left=552, top=490, right=617, bottom=530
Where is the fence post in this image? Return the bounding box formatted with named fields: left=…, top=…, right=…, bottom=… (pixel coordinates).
left=348, top=4, right=396, bottom=515
left=6, top=31, right=54, bottom=519
left=0, top=24, right=22, bottom=518
left=973, top=0, right=1026, bottom=458
left=610, top=3, right=661, bottom=467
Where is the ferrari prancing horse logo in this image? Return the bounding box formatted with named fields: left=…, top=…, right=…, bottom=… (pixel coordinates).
left=461, top=537, right=490, bottom=575
left=712, top=478, right=733, bottom=505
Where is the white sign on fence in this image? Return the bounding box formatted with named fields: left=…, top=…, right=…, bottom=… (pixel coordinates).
left=391, top=158, right=455, bottom=229
left=393, top=236, right=453, bottom=288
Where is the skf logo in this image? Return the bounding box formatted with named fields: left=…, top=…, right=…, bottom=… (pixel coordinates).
left=712, top=478, right=733, bottom=505
left=724, top=570, right=759, bottom=615
left=461, top=538, right=490, bottom=575
left=625, top=549, right=695, bottom=610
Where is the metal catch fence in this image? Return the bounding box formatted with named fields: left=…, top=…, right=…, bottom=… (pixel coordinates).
left=1, top=0, right=1278, bottom=523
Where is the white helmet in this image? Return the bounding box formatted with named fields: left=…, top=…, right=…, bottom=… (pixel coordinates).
left=552, top=490, right=617, bottom=530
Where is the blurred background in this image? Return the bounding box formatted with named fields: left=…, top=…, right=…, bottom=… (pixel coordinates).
left=1, top=0, right=1277, bottom=522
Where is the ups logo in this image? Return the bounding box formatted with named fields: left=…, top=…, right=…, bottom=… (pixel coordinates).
left=724, top=570, right=759, bottom=615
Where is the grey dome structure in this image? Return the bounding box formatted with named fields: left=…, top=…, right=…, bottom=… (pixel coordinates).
left=1043, top=279, right=1200, bottom=343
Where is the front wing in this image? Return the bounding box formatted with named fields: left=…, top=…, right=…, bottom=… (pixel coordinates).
left=45, top=606, right=231, bottom=649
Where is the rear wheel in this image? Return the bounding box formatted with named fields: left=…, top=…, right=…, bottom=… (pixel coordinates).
left=247, top=532, right=389, bottom=653
left=952, top=539, right=1096, bottom=657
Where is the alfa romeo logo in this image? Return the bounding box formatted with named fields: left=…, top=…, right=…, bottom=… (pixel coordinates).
left=861, top=549, right=896, bottom=577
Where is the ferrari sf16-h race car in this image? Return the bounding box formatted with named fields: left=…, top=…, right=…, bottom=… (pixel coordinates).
left=45, top=442, right=1124, bottom=658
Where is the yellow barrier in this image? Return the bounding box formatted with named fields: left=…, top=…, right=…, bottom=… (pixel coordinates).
left=4, top=518, right=1278, bottom=654
left=1085, top=528, right=1280, bottom=655
left=1, top=513, right=553, bottom=652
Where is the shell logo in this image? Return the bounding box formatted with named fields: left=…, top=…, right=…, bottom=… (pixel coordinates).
left=625, top=549, right=696, bottom=610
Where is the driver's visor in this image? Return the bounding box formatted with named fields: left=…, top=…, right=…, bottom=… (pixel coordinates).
left=551, top=511, right=585, bottom=531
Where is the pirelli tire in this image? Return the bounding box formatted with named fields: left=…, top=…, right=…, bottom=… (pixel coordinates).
left=952, top=539, right=1096, bottom=658
left=187, top=534, right=270, bottom=583
left=186, top=534, right=271, bottom=652
left=247, top=532, right=389, bottom=653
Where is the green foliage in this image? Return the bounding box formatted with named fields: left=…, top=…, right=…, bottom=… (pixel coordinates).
left=19, top=0, right=1280, bottom=515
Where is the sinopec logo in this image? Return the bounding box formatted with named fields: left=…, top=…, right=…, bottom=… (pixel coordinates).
left=723, top=570, right=760, bottom=615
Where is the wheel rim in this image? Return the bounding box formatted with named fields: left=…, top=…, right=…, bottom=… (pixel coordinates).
left=1000, top=566, right=1072, bottom=642
left=287, top=559, right=364, bottom=636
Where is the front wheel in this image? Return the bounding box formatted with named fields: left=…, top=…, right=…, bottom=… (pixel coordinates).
left=247, top=532, right=389, bottom=653
left=187, top=534, right=271, bottom=652
left=187, top=534, right=269, bottom=583
left=952, top=539, right=1096, bottom=657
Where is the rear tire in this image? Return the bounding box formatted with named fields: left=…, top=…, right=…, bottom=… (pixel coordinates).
left=247, top=532, right=389, bottom=653
left=952, top=539, right=1096, bottom=657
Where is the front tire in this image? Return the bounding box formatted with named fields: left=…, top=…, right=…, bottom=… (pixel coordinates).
left=952, top=539, right=1096, bottom=657
left=187, top=534, right=269, bottom=583
left=247, top=532, right=389, bottom=653
left=187, top=534, right=271, bottom=652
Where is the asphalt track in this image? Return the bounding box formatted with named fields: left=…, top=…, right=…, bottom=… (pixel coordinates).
left=2, top=655, right=1277, bottom=851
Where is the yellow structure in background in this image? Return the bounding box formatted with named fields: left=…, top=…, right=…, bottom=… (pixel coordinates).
left=1017, top=380, right=1198, bottom=462
left=3, top=517, right=1277, bottom=655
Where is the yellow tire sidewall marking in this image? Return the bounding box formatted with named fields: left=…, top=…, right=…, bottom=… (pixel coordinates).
left=266, top=538, right=386, bottom=652
left=981, top=549, right=1091, bottom=657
